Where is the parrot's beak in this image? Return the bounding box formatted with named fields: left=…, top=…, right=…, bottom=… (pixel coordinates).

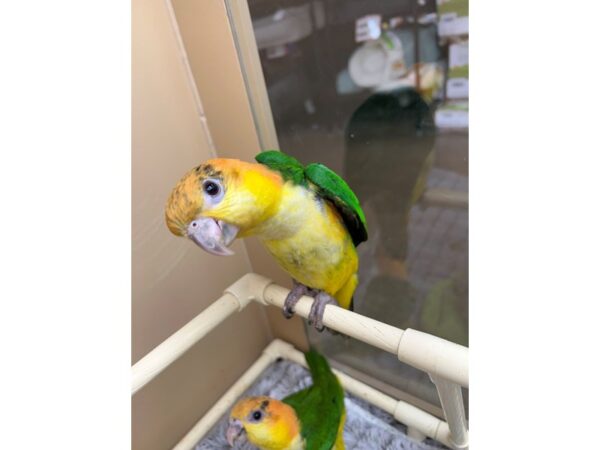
left=186, top=217, right=239, bottom=256
left=226, top=418, right=246, bottom=447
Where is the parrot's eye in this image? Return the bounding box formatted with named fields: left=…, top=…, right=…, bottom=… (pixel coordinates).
left=201, top=178, right=225, bottom=208
left=251, top=410, right=263, bottom=422
left=203, top=181, right=220, bottom=196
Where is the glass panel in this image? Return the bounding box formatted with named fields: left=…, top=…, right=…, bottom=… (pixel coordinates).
left=247, top=0, right=468, bottom=410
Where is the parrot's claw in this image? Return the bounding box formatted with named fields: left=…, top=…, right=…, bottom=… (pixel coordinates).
left=283, top=281, right=335, bottom=332
left=282, top=305, right=295, bottom=319
left=283, top=281, right=317, bottom=319
left=308, top=292, right=338, bottom=332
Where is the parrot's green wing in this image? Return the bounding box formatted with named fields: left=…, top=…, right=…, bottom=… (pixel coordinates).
left=255, top=150, right=306, bottom=185
left=256, top=150, right=368, bottom=247
left=283, top=350, right=345, bottom=450
left=305, top=163, right=368, bottom=246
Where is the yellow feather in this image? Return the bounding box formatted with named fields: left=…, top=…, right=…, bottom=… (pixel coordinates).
left=333, top=409, right=346, bottom=450
left=259, top=183, right=358, bottom=302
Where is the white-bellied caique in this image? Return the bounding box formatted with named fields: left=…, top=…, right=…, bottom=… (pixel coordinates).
left=226, top=349, right=346, bottom=450
left=165, top=151, right=368, bottom=331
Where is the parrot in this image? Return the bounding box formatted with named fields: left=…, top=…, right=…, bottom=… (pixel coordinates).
left=164, top=150, right=368, bottom=331
left=226, top=349, right=345, bottom=450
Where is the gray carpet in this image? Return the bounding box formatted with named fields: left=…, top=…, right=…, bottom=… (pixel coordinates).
left=194, top=359, right=447, bottom=450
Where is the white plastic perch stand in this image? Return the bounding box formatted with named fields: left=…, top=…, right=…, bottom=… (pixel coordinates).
left=132, top=273, right=469, bottom=449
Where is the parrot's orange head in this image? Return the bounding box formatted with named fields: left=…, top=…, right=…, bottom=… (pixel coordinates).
left=165, top=158, right=282, bottom=256
left=227, top=396, right=301, bottom=450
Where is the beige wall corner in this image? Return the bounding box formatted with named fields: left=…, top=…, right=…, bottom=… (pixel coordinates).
left=132, top=0, right=274, bottom=448
left=170, top=0, right=309, bottom=351
left=132, top=301, right=269, bottom=450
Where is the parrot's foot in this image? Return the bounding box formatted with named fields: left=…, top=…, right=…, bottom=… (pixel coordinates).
left=283, top=280, right=318, bottom=319
left=308, top=292, right=338, bottom=332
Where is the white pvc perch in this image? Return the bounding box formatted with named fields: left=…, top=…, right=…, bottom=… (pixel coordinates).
left=132, top=273, right=469, bottom=448
left=430, top=375, right=469, bottom=449
left=238, top=274, right=467, bottom=387
left=131, top=293, right=242, bottom=394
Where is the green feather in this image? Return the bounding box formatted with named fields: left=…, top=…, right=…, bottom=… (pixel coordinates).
left=304, top=163, right=368, bottom=246
left=255, top=150, right=306, bottom=185
left=283, top=350, right=345, bottom=450
left=255, top=150, right=368, bottom=246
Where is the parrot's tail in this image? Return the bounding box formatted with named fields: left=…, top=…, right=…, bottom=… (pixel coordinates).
left=305, top=349, right=336, bottom=386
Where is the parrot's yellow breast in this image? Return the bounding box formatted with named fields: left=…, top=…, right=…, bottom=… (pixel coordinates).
left=248, top=424, right=304, bottom=450
left=256, top=183, right=358, bottom=306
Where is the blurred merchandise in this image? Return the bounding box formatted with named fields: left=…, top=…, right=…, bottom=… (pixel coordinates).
left=446, top=78, right=468, bottom=99
left=437, top=0, right=468, bottom=37
left=374, top=63, right=443, bottom=102
left=355, top=14, right=382, bottom=42
left=253, top=3, right=325, bottom=50
left=389, top=16, right=405, bottom=28
left=448, top=41, right=468, bottom=77
left=347, top=26, right=442, bottom=97
left=394, top=25, right=441, bottom=67
left=418, top=12, right=438, bottom=25
left=446, top=40, right=468, bottom=99
left=349, top=31, right=407, bottom=87
left=434, top=101, right=468, bottom=129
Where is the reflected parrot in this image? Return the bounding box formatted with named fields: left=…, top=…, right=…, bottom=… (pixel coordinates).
left=165, top=151, right=368, bottom=331
left=226, top=350, right=345, bottom=450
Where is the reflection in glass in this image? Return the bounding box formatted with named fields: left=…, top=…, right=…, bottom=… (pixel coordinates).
left=247, top=0, right=468, bottom=411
